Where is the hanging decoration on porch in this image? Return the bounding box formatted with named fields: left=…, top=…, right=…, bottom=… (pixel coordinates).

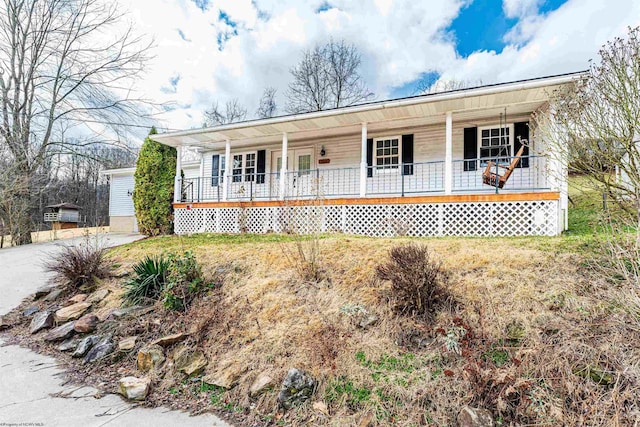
left=482, top=146, right=525, bottom=188
left=482, top=108, right=524, bottom=189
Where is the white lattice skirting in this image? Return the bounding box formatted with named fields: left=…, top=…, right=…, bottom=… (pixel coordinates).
left=174, top=200, right=559, bottom=237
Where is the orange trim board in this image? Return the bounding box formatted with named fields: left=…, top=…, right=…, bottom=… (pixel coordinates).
left=174, top=192, right=560, bottom=209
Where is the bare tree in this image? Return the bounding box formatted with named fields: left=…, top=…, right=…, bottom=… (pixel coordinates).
left=415, top=78, right=484, bottom=95
left=256, top=87, right=277, bottom=119
left=43, top=143, right=137, bottom=227
left=533, top=26, right=640, bottom=286
left=0, top=0, right=151, bottom=245
left=286, top=39, right=373, bottom=114
left=203, top=98, right=247, bottom=126
left=534, top=27, right=640, bottom=210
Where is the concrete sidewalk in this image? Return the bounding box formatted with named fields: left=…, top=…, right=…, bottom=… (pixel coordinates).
left=0, top=234, right=230, bottom=427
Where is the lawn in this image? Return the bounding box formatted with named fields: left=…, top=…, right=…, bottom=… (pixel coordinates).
left=98, top=175, right=640, bottom=426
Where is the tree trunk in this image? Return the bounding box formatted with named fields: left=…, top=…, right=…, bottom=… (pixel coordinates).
left=6, top=188, right=34, bottom=246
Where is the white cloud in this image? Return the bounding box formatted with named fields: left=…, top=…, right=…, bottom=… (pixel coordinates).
left=116, top=0, right=640, bottom=137
left=503, top=0, right=543, bottom=18
left=374, top=0, right=394, bottom=17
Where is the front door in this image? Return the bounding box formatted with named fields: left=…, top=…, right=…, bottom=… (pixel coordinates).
left=271, top=148, right=314, bottom=197
left=292, top=148, right=314, bottom=197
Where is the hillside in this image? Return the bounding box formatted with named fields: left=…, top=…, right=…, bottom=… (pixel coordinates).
left=4, top=179, right=640, bottom=426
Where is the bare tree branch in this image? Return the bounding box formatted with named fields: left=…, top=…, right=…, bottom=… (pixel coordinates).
left=203, top=98, right=247, bottom=126
left=256, top=86, right=277, bottom=119
left=532, top=26, right=640, bottom=288
left=415, top=78, right=484, bottom=95
left=533, top=26, right=640, bottom=213
left=285, top=39, right=373, bottom=114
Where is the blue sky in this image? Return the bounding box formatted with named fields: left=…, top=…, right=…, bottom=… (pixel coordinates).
left=451, top=0, right=567, bottom=57
left=122, top=0, right=640, bottom=130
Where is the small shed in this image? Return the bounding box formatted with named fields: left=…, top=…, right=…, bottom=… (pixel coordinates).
left=44, top=203, right=81, bottom=230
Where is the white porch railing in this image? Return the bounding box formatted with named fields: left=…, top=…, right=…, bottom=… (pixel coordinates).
left=367, top=161, right=445, bottom=195
left=452, top=155, right=547, bottom=192
left=177, top=155, right=549, bottom=203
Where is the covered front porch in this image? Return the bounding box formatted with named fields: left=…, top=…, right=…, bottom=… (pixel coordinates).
left=173, top=109, right=555, bottom=204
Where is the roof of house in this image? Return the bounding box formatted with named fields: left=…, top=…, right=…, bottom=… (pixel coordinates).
left=151, top=71, right=586, bottom=151
left=46, top=203, right=81, bottom=210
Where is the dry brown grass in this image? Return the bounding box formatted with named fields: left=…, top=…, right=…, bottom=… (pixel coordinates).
left=7, top=234, right=639, bottom=426
left=118, top=236, right=640, bottom=425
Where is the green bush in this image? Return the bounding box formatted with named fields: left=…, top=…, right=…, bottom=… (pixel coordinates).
left=122, top=251, right=211, bottom=311
left=162, top=251, right=210, bottom=311
left=133, top=127, right=176, bottom=236
left=123, top=255, right=169, bottom=305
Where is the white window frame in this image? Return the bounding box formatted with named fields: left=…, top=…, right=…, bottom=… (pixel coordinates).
left=231, top=151, right=257, bottom=183
left=296, top=152, right=312, bottom=176
left=477, top=124, right=513, bottom=165
left=374, top=136, right=402, bottom=174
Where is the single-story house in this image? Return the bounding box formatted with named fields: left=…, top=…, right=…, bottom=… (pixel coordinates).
left=148, top=72, right=580, bottom=237
left=102, top=162, right=200, bottom=233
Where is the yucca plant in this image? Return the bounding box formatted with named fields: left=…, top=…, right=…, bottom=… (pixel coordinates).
left=123, top=255, right=169, bottom=306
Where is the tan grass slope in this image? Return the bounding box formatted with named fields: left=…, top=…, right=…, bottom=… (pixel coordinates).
left=97, top=234, right=640, bottom=426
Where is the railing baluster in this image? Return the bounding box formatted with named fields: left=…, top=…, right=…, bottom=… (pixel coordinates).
left=180, top=155, right=547, bottom=203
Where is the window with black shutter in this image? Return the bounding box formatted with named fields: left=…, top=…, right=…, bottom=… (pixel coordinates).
left=211, top=154, right=220, bottom=186
left=478, top=125, right=512, bottom=165
left=463, top=127, right=477, bottom=171
left=513, top=122, right=530, bottom=168
left=401, top=134, right=414, bottom=175
left=366, top=138, right=373, bottom=177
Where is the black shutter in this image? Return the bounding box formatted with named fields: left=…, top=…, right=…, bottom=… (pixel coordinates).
left=211, top=154, right=220, bottom=186
left=463, top=127, right=477, bottom=171
left=366, top=138, right=373, bottom=178
left=514, top=121, right=529, bottom=168
left=401, top=134, right=414, bottom=175
left=256, top=150, right=266, bottom=184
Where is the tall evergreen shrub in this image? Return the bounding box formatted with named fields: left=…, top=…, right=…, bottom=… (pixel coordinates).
left=133, top=127, right=176, bottom=235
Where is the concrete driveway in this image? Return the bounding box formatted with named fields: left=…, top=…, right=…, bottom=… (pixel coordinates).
left=0, top=233, right=231, bottom=427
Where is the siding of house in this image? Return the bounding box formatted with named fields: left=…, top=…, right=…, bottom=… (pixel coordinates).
left=183, top=164, right=201, bottom=180
left=109, top=174, right=135, bottom=217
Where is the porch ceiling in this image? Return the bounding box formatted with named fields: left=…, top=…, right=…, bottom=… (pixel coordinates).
left=153, top=72, right=582, bottom=151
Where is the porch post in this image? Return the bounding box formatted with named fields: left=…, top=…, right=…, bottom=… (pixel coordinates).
left=223, top=139, right=231, bottom=201
left=174, top=146, right=182, bottom=202
left=444, top=112, right=453, bottom=195
left=199, top=154, right=204, bottom=202
left=279, top=132, right=288, bottom=200
left=360, top=123, right=367, bottom=197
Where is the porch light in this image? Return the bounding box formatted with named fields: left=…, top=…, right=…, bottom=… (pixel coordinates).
left=320, top=145, right=326, bottom=157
